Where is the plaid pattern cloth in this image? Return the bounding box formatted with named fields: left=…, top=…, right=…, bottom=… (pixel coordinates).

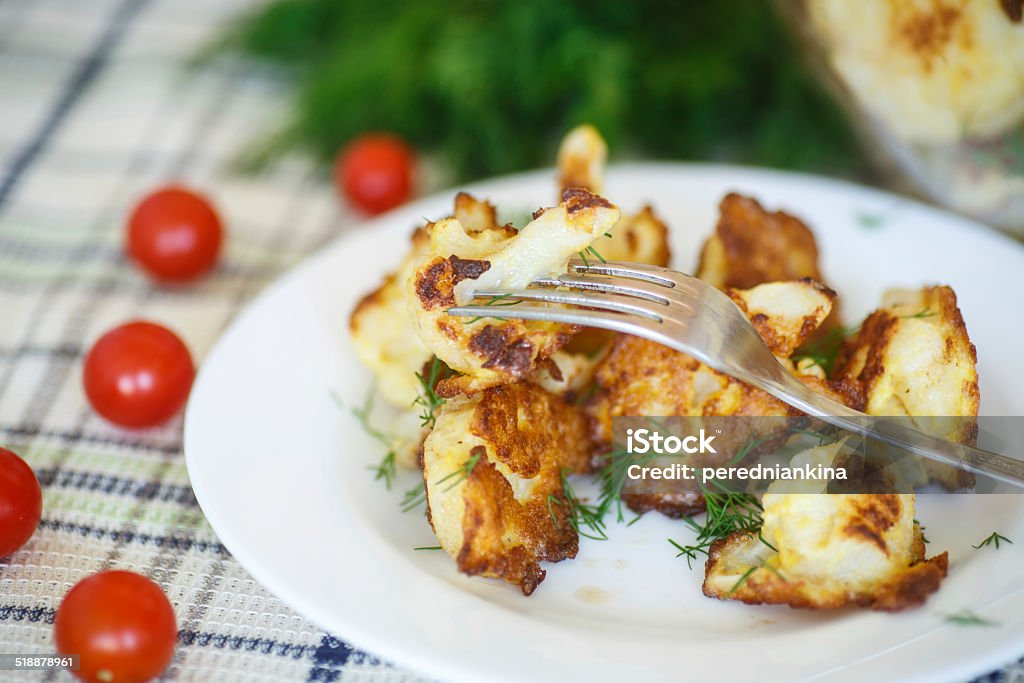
left=0, top=0, right=431, bottom=680
left=0, top=1, right=1020, bottom=682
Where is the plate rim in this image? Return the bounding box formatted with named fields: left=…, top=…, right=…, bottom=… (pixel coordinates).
left=184, top=162, right=1024, bottom=683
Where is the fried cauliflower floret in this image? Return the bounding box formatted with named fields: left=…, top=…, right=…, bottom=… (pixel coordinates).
left=422, top=383, right=592, bottom=595
left=807, top=0, right=1024, bottom=144
left=408, top=188, right=619, bottom=397
left=556, top=125, right=672, bottom=268
left=835, top=286, right=979, bottom=419
left=586, top=280, right=862, bottom=517
left=350, top=192, right=508, bottom=407
left=703, top=445, right=948, bottom=611
left=588, top=279, right=855, bottom=444
left=557, top=124, right=607, bottom=195
left=590, top=205, right=672, bottom=268
left=697, top=193, right=823, bottom=290
left=453, top=191, right=500, bottom=232
left=834, top=285, right=979, bottom=489
left=349, top=227, right=434, bottom=407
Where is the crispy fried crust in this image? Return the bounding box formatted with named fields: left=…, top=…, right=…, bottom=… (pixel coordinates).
left=697, top=194, right=822, bottom=290
left=423, top=383, right=592, bottom=595
left=703, top=516, right=947, bottom=611
left=409, top=188, right=619, bottom=397
left=834, top=285, right=979, bottom=490
left=350, top=192, right=509, bottom=407
left=454, top=192, right=499, bottom=232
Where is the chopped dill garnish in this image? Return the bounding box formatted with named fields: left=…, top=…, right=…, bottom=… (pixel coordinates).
left=347, top=386, right=399, bottom=490
left=548, top=468, right=607, bottom=541
left=400, top=481, right=426, bottom=513
left=402, top=451, right=482, bottom=513
left=901, top=308, right=936, bottom=319
left=585, top=245, right=607, bottom=263
left=669, top=478, right=765, bottom=569
left=412, top=357, right=448, bottom=429
left=791, top=322, right=860, bottom=376
left=439, top=452, right=482, bottom=492
left=789, top=427, right=838, bottom=446
left=578, top=249, right=590, bottom=268
left=727, top=434, right=773, bottom=466
left=573, top=382, right=599, bottom=407
left=943, top=610, right=999, bottom=627
left=593, top=448, right=637, bottom=523
left=972, top=531, right=1012, bottom=550
left=465, top=292, right=524, bottom=324
left=414, top=546, right=442, bottom=551
left=603, top=232, right=614, bottom=238
left=725, top=566, right=757, bottom=597
left=914, top=519, right=929, bottom=544
left=856, top=211, right=886, bottom=229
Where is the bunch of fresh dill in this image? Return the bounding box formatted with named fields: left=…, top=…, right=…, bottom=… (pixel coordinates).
left=212, top=0, right=863, bottom=180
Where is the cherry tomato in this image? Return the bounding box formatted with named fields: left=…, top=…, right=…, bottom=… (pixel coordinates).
left=55, top=570, right=177, bottom=683
left=0, top=447, right=42, bottom=558
left=83, top=321, right=194, bottom=428
left=334, top=133, right=416, bottom=215
left=127, top=186, right=223, bottom=283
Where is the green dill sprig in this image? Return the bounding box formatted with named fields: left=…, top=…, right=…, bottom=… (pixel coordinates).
left=439, top=452, right=482, bottom=492
left=577, top=245, right=607, bottom=268
left=414, top=545, right=442, bottom=551
left=943, top=610, right=999, bottom=627
left=901, top=308, right=936, bottom=320
left=548, top=468, right=607, bottom=541
left=347, top=386, right=399, bottom=490
left=593, top=448, right=638, bottom=523
left=726, top=434, right=773, bottom=466
left=669, top=478, right=765, bottom=569
left=400, top=481, right=426, bottom=513
left=412, top=357, right=448, bottom=429
left=402, top=451, right=483, bottom=513
left=914, top=519, right=929, bottom=544
left=465, top=293, right=524, bottom=324
left=855, top=211, right=887, bottom=229
left=972, top=531, right=1012, bottom=550
left=791, top=321, right=860, bottom=376
left=725, top=566, right=757, bottom=597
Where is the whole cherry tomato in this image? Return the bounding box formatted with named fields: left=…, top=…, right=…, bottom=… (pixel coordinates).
left=82, top=321, right=194, bottom=428
left=334, top=133, right=416, bottom=215
left=55, top=570, right=177, bottom=683
left=0, top=447, right=42, bottom=558
left=127, top=186, right=223, bottom=283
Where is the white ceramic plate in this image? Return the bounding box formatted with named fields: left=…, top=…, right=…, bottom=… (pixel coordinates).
left=184, top=165, right=1024, bottom=683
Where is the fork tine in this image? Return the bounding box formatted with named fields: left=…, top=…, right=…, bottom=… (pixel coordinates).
left=535, top=273, right=680, bottom=307
left=469, top=289, right=664, bottom=321
left=447, top=304, right=670, bottom=338
left=569, top=259, right=694, bottom=289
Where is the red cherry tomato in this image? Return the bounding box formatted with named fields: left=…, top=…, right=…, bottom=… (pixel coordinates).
left=83, top=321, right=194, bottom=428
left=55, top=570, right=177, bottom=683
left=127, top=186, right=223, bottom=283
left=334, top=133, right=415, bottom=215
left=0, top=447, right=42, bottom=558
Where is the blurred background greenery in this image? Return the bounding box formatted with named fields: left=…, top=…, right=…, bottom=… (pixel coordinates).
left=216, top=0, right=867, bottom=182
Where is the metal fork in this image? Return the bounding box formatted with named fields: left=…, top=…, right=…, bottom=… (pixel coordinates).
left=448, top=260, right=1024, bottom=490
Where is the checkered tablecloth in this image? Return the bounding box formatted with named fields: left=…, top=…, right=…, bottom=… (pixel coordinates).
left=0, top=1, right=1021, bottom=682
left=0, top=0, right=434, bottom=680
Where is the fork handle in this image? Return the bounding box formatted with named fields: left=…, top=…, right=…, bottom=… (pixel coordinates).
left=749, top=371, right=1024, bottom=491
